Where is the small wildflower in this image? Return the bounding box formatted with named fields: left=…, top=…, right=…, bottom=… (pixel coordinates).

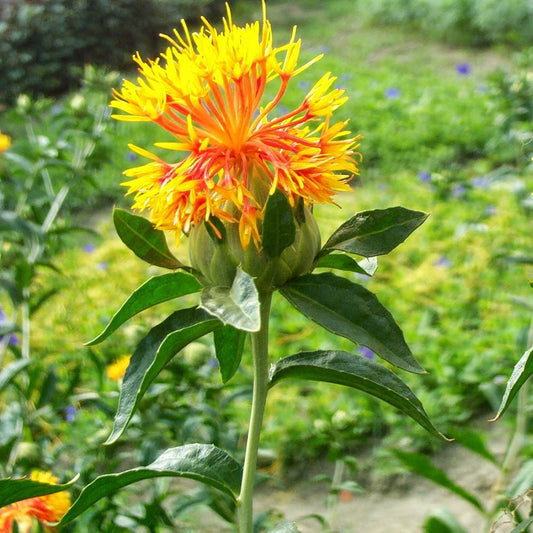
left=384, top=87, right=401, bottom=99
left=456, top=63, right=471, bottom=76
left=0, top=131, right=11, bottom=154
left=452, top=185, right=466, bottom=198
left=106, top=355, right=131, bottom=381
left=96, top=261, right=109, bottom=271
left=64, top=406, right=77, bottom=422
left=0, top=471, right=71, bottom=533
left=418, top=171, right=431, bottom=183
left=83, top=243, right=96, bottom=253
left=433, top=256, right=452, bottom=268
left=359, top=345, right=375, bottom=360
left=485, top=205, right=497, bottom=216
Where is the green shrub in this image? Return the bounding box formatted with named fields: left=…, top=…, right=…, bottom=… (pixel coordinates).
left=0, top=0, right=226, bottom=105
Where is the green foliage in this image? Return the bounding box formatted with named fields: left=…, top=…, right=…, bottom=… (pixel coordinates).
left=0, top=0, right=226, bottom=104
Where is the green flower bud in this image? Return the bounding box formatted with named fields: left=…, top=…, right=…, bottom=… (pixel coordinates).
left=189, top=201, right=321, bottom=292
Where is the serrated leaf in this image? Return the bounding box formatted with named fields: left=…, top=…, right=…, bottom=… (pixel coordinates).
left=261, top=190, right=296, bottom=257
left=395, top=451, right=484, bottom=511
left=113, top=208, right=185, bottom=269
left=280, top=273, right=424, bottom=373
left=59, top=444, right=242, bottom=525
left=0, top=475, right=78, bottom=508
left=87, top=272, right=202, bottom=345
left=320, top=206, right=428, bottom=258
left=106, top=307, right=220, bottom=444
left=491, top=345, right=533, bottom=420
left=200, top=269, right=260, bottom=332
left=0, top=359, right=32, bottom=393
left=315, top=253, right=377, bottom=275
left=269, top=350, right=444, bottom=439
left=213, top=325, right=246, bottom=383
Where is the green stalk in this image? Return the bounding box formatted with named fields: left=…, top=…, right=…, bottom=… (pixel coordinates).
left=237, top=291, right=273, bottom=533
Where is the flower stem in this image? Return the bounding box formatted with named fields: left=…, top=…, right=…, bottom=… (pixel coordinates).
left=237, top=291, right=273, bottom=533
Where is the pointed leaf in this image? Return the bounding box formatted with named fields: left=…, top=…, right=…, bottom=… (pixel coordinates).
left=491, top=346, right=533, bottom=420
left=200, top=269, right=260, bottom=332
left=453, top=429, right=497, bottom=465
left=280, top=273, right=424, bottom=373
left=106, top=307, right=220, bottom=444
left=395, top=451, right=484, bottom=512
left=269, top=350, right=444, bottom=439
left=0, top=359, right=32, bottom=393
left=213, top=326, right=247, bottom=383
left=511, top=516, right=533, bottom=533
left=113, top=208, right=185, bottom=269
left=87, top=272, right=202, bottom=345
left=0, top=475, right=78, bottom=508
left=59, top=444, right=242, bottom=525
left=261, top=190, right=296, bottom=257
left=320, top=207, right=428, bottom=258
left=424, top=508, right=468, bottom=533
left=315, top=253, right=377, bottom=275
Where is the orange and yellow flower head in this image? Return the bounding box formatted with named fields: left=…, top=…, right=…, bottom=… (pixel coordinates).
left=111, top=2, right=361, bottom=250
left=0, top=471, right=71, bottom=533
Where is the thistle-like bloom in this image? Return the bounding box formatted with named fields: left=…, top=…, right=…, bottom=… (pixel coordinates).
left=0, top=471, right=71, bottom=533
left=0, top=131, right=11, bottom=154
left=111, top=2, right=361, bottom=248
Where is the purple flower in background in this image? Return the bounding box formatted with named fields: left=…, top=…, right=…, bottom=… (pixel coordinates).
left=456, top=63, right=471, bottom=76
left=384, top=87, right=401, bottom=99
left=83, top=243, right=96, bottom=253
left=297, top=80, right=311, bottom=91
left=452, top=185, right=466, bottom=198
left=418, top=171, right=431, bottom=183
left=359, top=346, right=375, bottom=360
left=208, top=358, right=219, bottom=369
left=126, top=151, right=138, bottom=161
left=434, top=256, right=452, bottom=268
left=8, top=334, right=19, bottom=346
left=65, top=406, right=77, bottom=422
left=97, top=261, right=109, bottom=271
left=471, top=176, right=488, bottom=188
left=485, top=205, right=497, bottom=216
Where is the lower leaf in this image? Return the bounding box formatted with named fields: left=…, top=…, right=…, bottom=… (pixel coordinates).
left=59, top=444, right=242, bottom=526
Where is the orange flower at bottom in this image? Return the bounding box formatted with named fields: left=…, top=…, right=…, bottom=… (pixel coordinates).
left=0, top=471, right=71, bottom=533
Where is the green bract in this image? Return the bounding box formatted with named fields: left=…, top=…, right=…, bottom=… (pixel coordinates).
left=189, top=194, right=321, bottom=292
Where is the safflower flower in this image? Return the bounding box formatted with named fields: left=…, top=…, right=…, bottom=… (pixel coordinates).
left=111, top=2, right=361, bottom=250
left=0, top=471, right=70, bottom=533
left=0, top=131, right=11, bottom=154
left=106, top=354, right=131, bottom=381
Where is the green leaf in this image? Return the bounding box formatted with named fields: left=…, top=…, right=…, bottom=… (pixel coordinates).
left=395, top=451, right=484, bottom=512
left=269, top=350, right=444, bottom=439
left=200, top=269, right=260, bottom=332
left=0, top=359, right=32, bottom=393
left=315, top=253, right=377, bottom=275
left=453, top=429, right=497, bottom=465
left=106, top=307, right=220, bottom=444
left=87, top=272, right=202, bottom=345
left=320, top=207, right=428, bottom=258
left=511, top=516, right=533, bottom=533
left=491, top=345, right=533, bottom=420
left=59, top=444, right=242, bottom=526
left=0, top=475, right=78, bottom=508
left=424, top=508, right=468, bottom=533
left=113, top=208, right=185, bottom=269
left=280, top=273, right=424, bottom=373
left=213, top=326, right=247, bottom=383
left=507, top=459, right=533, bottom=498
left=261, top=190, right=296, bottom=257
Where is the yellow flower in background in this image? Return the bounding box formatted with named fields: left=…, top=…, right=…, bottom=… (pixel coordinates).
left=0, top=131, right=11, bottom=154
left=106, top=354, right=131, bottom=381
left=0, top=471, right=70, bottom=533
left=111, top=2, right=361, bottom=248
